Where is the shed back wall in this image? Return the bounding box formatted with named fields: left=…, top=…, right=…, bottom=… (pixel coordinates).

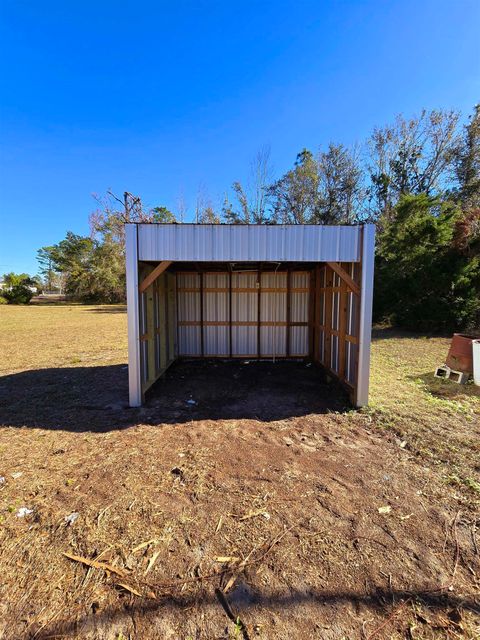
left=176, top=270, right=310, bottom=358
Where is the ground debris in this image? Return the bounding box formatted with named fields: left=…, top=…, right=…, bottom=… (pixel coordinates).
left=63, top=551, right=128, bottom=577
left=64, top=512, right=79, bottom=526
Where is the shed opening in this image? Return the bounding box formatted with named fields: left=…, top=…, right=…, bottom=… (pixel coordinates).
left=126, top=224, right=375, bottom=409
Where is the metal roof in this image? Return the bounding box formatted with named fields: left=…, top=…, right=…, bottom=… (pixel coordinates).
left=133, top=223, right=367, bottom=263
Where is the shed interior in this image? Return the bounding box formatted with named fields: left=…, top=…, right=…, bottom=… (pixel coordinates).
left=137, top=259, right=361, bottom=405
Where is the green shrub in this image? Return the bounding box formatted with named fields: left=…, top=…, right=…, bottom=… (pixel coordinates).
left=374, top=194, right=480, bottom=332
left=0, top=295, right=7, bottom=304
left=3, top=285, right=34, bottom=305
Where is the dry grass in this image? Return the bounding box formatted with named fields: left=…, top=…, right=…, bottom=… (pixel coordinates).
left=368, top=327, right=480, bottom=505
left=0, top=304, right=127, bottom=373
left=0, top=305, right=479, bottom=640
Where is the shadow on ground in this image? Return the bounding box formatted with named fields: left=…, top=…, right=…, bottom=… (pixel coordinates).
left=371, top=327, right=451, bottom=342
left=411, top=371, right=480, bottom=400
left=82, top=305, right=127, bottom=313
left=31, top=584, right=480, bottom=640
left=0, top=360, right=349, bottom=432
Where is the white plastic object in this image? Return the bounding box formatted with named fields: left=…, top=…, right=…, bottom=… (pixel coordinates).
left=473, top=339, right=480, bottom=386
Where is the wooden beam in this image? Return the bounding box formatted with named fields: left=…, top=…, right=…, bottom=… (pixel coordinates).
left=286, top=269, right=291, bottom=357
left=229, top=270, right=233, bottom=358
left=326, top=262, right=360, bottom=297
left=200, top=271, right=204, bottom=357
left=308, top=269, right=315, bottom=358
left=139, top=261, right=172, bottom=293
left=337, top=265, right=348, bottom=380
left=324, top=267, right=333, bottom=368
left=257, top=268, right=261, bottom=357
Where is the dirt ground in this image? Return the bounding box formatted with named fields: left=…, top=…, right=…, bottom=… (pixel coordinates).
left=0, top=305, right=479, bottom=640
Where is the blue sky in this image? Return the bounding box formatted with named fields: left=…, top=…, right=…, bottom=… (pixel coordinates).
left=0, top=0, right=479, bottom=274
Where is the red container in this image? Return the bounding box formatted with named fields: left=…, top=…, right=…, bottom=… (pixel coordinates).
left=446, top=334, right=479, bottom=373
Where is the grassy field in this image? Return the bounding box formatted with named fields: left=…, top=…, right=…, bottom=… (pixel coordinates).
left=0, top=304, right=478, bottom=640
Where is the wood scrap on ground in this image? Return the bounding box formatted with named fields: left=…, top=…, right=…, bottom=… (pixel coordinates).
left=62, top=552, right=128, bottom=577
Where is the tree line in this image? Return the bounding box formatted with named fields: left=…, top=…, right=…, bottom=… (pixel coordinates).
left=4, top=106, right=478, bottom=331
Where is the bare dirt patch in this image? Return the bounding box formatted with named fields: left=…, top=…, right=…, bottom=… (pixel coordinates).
left=0, top=306, right=479, bottom=639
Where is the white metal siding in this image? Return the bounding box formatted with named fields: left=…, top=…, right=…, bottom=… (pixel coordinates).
left=175, top=270, right=310, bottom=358
left=232, top=272, right=257, bottom=356
left=260, top=272, right=286, bottom=357
left=204, top=273, right=229, bottom=356
left=135, top=224, right=362, bottom=262
left=177, top=273, right=201, bottom=355
left=290, top=272, right=309, bottom=356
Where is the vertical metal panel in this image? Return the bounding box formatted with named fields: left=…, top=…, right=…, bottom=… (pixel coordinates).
left=177, top=273, right=201, bottom=355
left=178, top=327, right=202, bottom=355
left=204, top=326, right=229, bottom=355
left=203, top=273, right=229, bottom=355
left=260, top=272, right=287, bottom=356
left=126, top=223, right=142, bottom=406
left=289, top=272, right=309, bottom=356
left=232, top=272, right=258, bottom=355
left=137, top=224, right=362, bottom=262
left=290, top=327, right=308, bottom=355
left=356, top=224, right=376, bottom=407
left=260, top=326, right=287, bottom=356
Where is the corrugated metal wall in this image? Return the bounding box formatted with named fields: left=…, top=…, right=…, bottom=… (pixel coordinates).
left=137, top=224, right=362, bottom=263
left=176, top=270, right=310, bottom=358
left=312, top=263, right=360, bottom=390
left=231, top=272, right=257, bottom=356
left=139, top=271, right=176, bottom=391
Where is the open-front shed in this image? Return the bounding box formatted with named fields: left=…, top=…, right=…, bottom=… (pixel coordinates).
left=126, top=223, right=375, bottom=408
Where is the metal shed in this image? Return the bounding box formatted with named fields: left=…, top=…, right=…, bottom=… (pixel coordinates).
left=126, top=223, right=375, bottom=408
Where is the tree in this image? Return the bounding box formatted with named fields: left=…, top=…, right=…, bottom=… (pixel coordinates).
left=224, top=146, right=273, bottom=224
left=151, top=206, right=177, bottom=223
left=452, top=104, right=480, bottom=209
left=317, top=143, right=365, bottom=223
left=37, top=246, right=59, bottom=290
left=1, top=272, right=34, bottom=288
left=368, top=110, right=460, bottom=221
left=268, top=149, right=320, bottom=223
left=90, top=191, right=176, bottom=248
left=374, top=194, right=480, bottom=331
left=198, top=205, right=221, bottom=223
left=37, top=232, right=127, bottom=303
